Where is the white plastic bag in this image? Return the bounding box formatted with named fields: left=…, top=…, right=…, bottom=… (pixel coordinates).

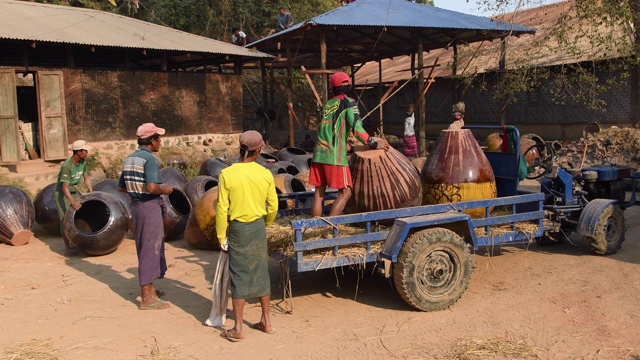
left=205, top=251, right=230, bottom=327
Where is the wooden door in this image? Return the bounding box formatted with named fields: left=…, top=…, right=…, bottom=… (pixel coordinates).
left=36, top=71, right=68, bottom=161
left=0, top=69, right=21, bottom=165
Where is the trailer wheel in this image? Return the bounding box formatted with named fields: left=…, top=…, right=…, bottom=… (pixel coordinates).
left=587, top=204, right=625, bottom=255
left=394, top=228, right=472, bottom=311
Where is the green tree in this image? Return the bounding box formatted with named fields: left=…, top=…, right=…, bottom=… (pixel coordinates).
left=462, top=0, right=640, bottom=125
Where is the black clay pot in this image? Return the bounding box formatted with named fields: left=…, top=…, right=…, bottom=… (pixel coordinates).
left=33, top=183, right=61, bottom=236
left=160, top=167, right=188, bottom=189
left=63, top=192, right=128, bottom=256
left=255, top=153, right=279, bottom=166
left=184, top=175, right=218, bottom=207
left=94, top=179, right=133, bottom=233
left=199, top=158, right=230, bottom=177
left=161, top=188, right=192, bottom=241
left=0, top=185, right=35, bottom=246
left=263, top=161, right=300, bottom=176
left=94, top=179, right=133, bottom=221
left=273, top=173, right=308, bottom=211
left=163, top=154, right=188, bottom=171
left=291, top=154, right=312, bottom=173
left=276, top=147, right=307, bottom=162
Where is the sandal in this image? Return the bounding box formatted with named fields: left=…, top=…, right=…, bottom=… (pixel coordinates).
left=139, top=300, right=170, bottom=310
left=220, top=329, right=243, bottom=342
left=251, top=322, right=276, bottom=334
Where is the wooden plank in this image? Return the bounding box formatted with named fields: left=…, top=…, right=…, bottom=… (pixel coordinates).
left=37, top=71, right=68, bottom=161
left=299, top=69, right=336, bottom=75
left=300, top=65, right=323, bottom=108
left=412, top=57, right=439, bottom=111
left=0, top=69, right=21, bottom=165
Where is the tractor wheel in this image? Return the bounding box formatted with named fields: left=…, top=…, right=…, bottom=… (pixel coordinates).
left=393, top=228, right=472, bottom=312
left=587, top=204, right=625, bottom=255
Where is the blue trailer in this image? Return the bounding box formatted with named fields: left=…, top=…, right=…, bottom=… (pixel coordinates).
left=273, top=125, right=637, bottom=311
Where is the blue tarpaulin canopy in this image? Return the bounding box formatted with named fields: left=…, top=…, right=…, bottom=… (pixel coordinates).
left=250, top=0, right=535, bottom=69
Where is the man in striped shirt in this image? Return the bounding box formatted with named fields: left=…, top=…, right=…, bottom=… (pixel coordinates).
left=119, top=123, right=174, bottom=310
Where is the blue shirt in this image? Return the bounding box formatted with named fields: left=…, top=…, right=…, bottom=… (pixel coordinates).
left=118, top=147, right=163, bottom=201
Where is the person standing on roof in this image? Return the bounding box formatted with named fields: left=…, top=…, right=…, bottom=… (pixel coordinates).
left=268, top=7, right=294, bottom=36
left=309, top=71, right=390, bottom=217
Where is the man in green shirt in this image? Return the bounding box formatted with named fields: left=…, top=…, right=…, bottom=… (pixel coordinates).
left=54, top=139, right=93, bottom=256
left=309, top=71, right=389, bottom=217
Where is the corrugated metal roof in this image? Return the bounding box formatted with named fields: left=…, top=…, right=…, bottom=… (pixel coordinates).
left=307, top=0, right=533, bottom=31
left=249, top=0, right=534, bottom=69
left=0, top=0, right=271, bottom=59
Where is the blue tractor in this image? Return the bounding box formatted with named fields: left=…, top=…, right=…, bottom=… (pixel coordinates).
left=521, top=141, right=634, bottom=255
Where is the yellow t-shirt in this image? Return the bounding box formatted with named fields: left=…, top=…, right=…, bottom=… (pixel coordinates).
left=215, top=161, right=278, bottom=243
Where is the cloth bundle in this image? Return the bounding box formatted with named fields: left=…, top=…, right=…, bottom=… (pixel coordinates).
left=205, top=251, right=230, bottom=327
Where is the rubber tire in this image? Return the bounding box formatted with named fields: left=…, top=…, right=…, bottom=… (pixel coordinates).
left=587, top=204, right=625, bottom=255
left=393, top=228, right=472, bottom=312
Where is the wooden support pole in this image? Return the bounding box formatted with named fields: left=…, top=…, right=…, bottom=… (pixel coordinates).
left=320, top=28, right=327, bottom=104
left=417, top=38, right=425, bottom=157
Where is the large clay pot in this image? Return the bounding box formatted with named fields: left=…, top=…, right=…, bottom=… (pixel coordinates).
left=276, top=147, right=307, bottom=162
left=520, top=138, right=539, bottom=167
left=421, top=129, right=497, bottom=217
left=349, top=146, right=422, bottom=213
left=295, top=170, right=313, bottom=191
left=410, top=157, right=427, bottom=175
left=199, top=158, right=230, bottom=177
left=163, top=154, right=188, bottom=171
left=262, top=163, right=288, bottom=175
left=33, top=183, right=61, bottom=236
left=184, top=175, right=218, bottom=208
left=184, top=212, right=219, bottom=251
left=94, top=180, right=133, bottom=234
left=291, top=154, right=312, bottom=173
left=263, top=161, right=300, bottom=176
left=255, top=153, right=279, bottom=166
left=63, top=192, right=128, bottom=256
left=0, top=186, right=35, bottom=246
left=193, top=187, right=221, bottom=245
left=161, top=188, right=191, bottom=241
left=273, top=173, right=308, bottom=210
left=522, top=133, right=545, bottom=146
left=160, top=167, right=188, bottom=189
left=93, top=179, right=133, bottom=225
left=485, top=132, right=503, bottom=152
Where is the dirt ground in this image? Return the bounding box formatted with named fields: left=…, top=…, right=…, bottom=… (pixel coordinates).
left=1, top=202, right=640, bottom=359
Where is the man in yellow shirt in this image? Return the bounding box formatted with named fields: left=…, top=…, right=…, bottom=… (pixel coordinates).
left=216, top=130, right=278, bottom=342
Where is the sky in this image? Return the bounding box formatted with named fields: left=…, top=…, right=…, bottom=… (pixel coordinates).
left=434, top=0, right=563, bottom=16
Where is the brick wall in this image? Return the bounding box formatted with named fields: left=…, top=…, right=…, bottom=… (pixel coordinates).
left=358, top=67, right=634, bottom=141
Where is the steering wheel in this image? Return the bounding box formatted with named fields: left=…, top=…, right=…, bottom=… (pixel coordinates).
left=522, top=143, right=555, bottom=180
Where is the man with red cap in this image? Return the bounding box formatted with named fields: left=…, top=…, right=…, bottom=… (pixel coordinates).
left=309, top=71, right=389, bottom=217
left=119, top=123, right=174, bottom=310
left=216, top=130, right=278, bottom=341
